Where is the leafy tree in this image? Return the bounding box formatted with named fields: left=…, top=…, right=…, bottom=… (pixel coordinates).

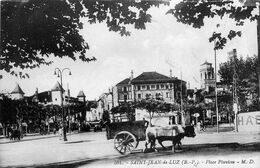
left=168, top=0, right=258, bottom=50
left=135, top=99, right=179, bottom=126
left=110, top=102, right=135, bottom=121
left=218, top=54, right=259, bottom=110
left=1, top=0, right=168, bottom=78
left=0, top=95, right=18, bottom=132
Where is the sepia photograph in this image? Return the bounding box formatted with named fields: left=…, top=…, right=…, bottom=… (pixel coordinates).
left=0, top=0, right=260, bottom=167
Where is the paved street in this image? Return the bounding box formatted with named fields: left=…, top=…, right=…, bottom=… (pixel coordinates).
left=0, top=126, right=260, bottom=168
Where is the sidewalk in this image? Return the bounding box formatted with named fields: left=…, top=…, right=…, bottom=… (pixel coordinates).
left=0, top=131, right=79, bottom=144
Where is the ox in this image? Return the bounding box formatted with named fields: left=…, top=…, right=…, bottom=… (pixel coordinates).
left=144, top=125, right=196, bottom=152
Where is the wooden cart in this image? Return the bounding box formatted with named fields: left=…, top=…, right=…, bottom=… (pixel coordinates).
left=106, top=120, right=147, bottom=155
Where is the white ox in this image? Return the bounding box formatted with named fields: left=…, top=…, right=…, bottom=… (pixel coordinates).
left=144, top=124, right=196, bottom=152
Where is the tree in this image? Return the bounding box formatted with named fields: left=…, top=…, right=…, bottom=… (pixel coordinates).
left=168, top=0, right=258, bottom=50
left=0, top=95, right=18, bottom=136
left=218, top=54, right=259, bottom=111
left=135, top=99, right=179, bottom=126
left=168, top=0, right=259, bottom=110
left=1, top=0, right=168, bottom=78
left=110, top=102, right=135, bottom=121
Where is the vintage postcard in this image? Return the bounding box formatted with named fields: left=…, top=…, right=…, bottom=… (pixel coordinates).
left=0, top=0, right=259, bottom=168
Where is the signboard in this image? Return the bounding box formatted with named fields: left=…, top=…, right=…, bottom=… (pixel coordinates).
left=237, top=111, right=260, bottom=132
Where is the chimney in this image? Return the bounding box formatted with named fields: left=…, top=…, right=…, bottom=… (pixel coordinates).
left=130, top=70, right=134, bottom=80
left=170, top=69, right=172, bottom=78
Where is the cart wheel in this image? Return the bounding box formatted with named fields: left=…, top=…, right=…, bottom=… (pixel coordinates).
left=114, top=131, right=138, bottom=155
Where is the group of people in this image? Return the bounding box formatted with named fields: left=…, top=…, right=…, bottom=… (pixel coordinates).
left=7, top=125, right=22, bottom=140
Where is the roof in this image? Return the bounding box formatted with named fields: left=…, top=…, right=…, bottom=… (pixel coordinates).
left=201, top=61, right=212, bottom=66
left=131, top=72, right=176, bottom=84
left=77, top=90, right=85, bottom=97
left=116, top=78, right=131, bottom=86
left=11, top=84, right=24, bottom=94
left=51, top=82, right=64, bottom=91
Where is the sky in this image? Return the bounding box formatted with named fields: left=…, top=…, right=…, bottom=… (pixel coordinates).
left=0, top=2, right=258, bottom=100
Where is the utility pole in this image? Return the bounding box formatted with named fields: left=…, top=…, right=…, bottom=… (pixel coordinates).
left=257, top=3, right=260, bottom=101
left=67, top=83, right=71, bottom=133
left=231, top=49, right=239, bottom=132
left=214, top=41, right=219, bottom=133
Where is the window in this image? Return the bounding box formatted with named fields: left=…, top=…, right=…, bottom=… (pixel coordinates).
left=145, top=93, right=151, bottom=99
left=138, top=94, right=141, bottom=99
left=147, top=85, right=150, bottom=90
left=166, top=85, right=169, bottom=89
left=123, top=87, right=127, bottom=92
left=172, top=116, right=176, bottom=124
left=169, top=84, right=173, bottom=88
left=166, top=92, right=169, bottom=98
left=161, top=84, right=165, bottom=89
left=151, top=85, right=155, bottom=90
left=124, top=95, right=127, bottom=101
left=141, top=85, right=146, bottom=90
left=156, top=85, right=159, bottom=90
left=137, top=85, right=141, bottom=90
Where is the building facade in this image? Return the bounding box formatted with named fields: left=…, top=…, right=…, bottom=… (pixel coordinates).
left=112, top=71, right=187, bottom=105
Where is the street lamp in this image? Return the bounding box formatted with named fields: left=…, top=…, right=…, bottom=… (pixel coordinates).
left=54, top=68, right=72, bottom=141
left=214, top=39, right=219, bottom=133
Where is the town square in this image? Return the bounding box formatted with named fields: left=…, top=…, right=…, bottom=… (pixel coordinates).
left=0, top=0, right=260, bottom=168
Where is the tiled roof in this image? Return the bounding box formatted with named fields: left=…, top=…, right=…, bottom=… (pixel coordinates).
left=51, top=82, right=64, bottom=91
left=11, top=84, right=24, bottom=94
left=116, top=78, right=131, bottom=86
left=77, top=90, right=85, bottom=97
left=131, top=72, right=175, bottom=84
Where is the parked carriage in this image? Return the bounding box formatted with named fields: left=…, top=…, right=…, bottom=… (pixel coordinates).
left=106, top=120, right=148, bottom=155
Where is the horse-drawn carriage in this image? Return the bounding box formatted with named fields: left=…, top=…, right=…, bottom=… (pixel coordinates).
left=106, top=120, right=196, bottom=155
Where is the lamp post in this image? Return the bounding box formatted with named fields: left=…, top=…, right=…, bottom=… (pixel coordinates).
left=54, top=68, right=72, bottom=141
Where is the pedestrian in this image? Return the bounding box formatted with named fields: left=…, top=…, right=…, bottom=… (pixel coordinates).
left=53, top=128, right=56, bottom=135
left=200, top=121, right=205, bottom=132
left=58, top=127, right=63, bottom=140
left=197, top=120, right=201, bottom=133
